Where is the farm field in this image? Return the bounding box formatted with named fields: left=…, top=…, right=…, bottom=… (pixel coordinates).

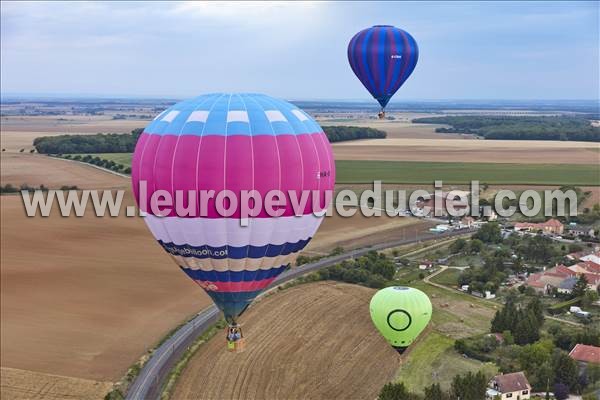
left=320, top=118, right=459, bottom=139
left=73, top=152, right=133, bottom=166
left=172, top=282, right=400, bottom=400
left=0, top=150, right=433, bottom=387
left=173, top=276, right=499, bottom=398
left=306, top=213, right=433, bottom=255
left=0, top=367, right=113, bottom=400
left=56, top=152, right=600, bottom=187
left=0, top=194, right=211, bottom=381
left=0, top=153, right=128, bottom=189
left=332, top=137, right=600, bottom=164
left=335, top=160, right=600, bottom=186
left=0, top=115, right=148, bottom=133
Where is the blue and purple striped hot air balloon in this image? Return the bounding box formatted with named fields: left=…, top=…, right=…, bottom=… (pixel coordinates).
left=348, top=25, right=418, bottom=116
left=131, top=93, right=335, bottom=324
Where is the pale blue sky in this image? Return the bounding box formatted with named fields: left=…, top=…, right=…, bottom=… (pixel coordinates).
left=1, top=1, right=598, bottom=100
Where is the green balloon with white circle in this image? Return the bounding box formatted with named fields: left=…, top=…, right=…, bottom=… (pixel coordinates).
left=369, top=286, right=432, bottom=353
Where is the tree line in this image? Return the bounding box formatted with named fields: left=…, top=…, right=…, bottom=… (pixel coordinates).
left=0, top=183, right=78, bottom=194
left=413, top=115, right=600, bottom=142
left=323, top=126, right=386, bottom=142
left=61, top=154, right=131, bottom=174
left=300, top=250, right=396, bottom=289
left=33, top=128, right=143, bottom=154
left=490, top=296, right=544, bottom=345
left=379, top=371, right=488, bottom=400
left=33, top=126, right=385, bottom=155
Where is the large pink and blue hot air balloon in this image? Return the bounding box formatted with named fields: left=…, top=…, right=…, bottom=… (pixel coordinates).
left=131, top=93, right=335, bottom=326
left=348, top=25, right=418, bottom=117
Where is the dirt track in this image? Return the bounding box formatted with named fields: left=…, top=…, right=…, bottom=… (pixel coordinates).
left=173, top=282, right=399, bottom=400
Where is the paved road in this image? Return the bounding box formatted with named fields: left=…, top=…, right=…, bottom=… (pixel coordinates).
left=125, top=228, right=473, bottom=400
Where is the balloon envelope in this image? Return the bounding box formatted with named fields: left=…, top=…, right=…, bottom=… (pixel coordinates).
left=347, top=25, right=418, bottom=109
left=131, top=93, right=335, bottom=322
left=370, top=286, right=431, bottom=351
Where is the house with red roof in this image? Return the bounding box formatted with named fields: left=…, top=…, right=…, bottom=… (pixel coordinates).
left=514, top=218, right=564, bottom=235
left=527, top=261, right=600, bottom=294
left=569, top=344, right=600, bottom=367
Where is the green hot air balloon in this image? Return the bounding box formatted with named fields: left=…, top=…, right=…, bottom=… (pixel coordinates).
left=370, top=286, right=432, bottom=353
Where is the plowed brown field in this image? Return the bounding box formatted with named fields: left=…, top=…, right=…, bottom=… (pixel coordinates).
left=173, top=282, right=399, bottom=400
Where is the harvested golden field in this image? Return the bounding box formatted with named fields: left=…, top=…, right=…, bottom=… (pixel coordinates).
left=0, top=153, right=428, bottom=382
left=173, top=282, right=399, bottom=400
left=0, top=194, right=211, bottom=381
left=1, top=115, right=146, bottom=133
left=320, top=119, right=458, bottom=139
left=1, top=131, right=67, bottom=152
left=0, top=367, right=112, bottom=400
left=1, top=153, right=128, bottom=189
left=1, top=115, right=147, bottom=151
left=307, top=212, right=432, bottom=255
left=333, top=138, right=600, bottom=164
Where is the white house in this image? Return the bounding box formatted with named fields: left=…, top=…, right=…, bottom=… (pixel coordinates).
left=486, top=371, right=531, bottom=400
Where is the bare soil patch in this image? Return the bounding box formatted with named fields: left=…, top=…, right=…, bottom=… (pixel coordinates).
left=173, top=282, right=399, bottom=400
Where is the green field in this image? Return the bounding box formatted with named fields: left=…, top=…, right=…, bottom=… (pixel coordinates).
left=335, top=160, right=600, bottom=186
left=391, top=279, right=498, bottom=393
left=430, top=268, right=462, bottom=287
left=396, top=331, right=498, bottom=393
left=75, top=154, right=599, bottom=186
left=74, top=153, right=133, bottom=165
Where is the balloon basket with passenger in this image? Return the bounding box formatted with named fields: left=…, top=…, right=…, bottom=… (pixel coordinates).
left=226, top=322, right=246, bottom=353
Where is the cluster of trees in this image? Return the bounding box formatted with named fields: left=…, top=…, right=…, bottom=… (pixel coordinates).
left=314, top=251, right=396, bottom=289
left=454, top=325, right=600, bottom=397
left=33, top=128, right=143, bottom=154
left=490, top=296, right=544, bottom=345
left=412, top=115, right=600, bottom=142
left=62, top=154, right=131, bottom=174
left=455, top=334, right=502, bottom=362
left=496, top=338, right=599, bottom=398
left=472, top=222, right=502, bottom=243
left=456, top=228, right=569, bottom=294
left=511, top=234, right=563, bottom=265
left=0, top=183, right=78, bottom=194
left=454, top=225, right=511, bottom=293
left=378, top=371, right=488, bottom=400
left=323, top=126, right=386, bottom=142
left=548, top=324, right=600, bottom=351
left=449, top=237, right=484, bottom=255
